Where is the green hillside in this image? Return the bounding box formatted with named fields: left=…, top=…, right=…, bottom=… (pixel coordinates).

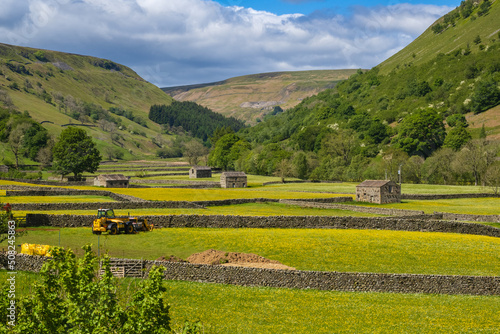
left=162, top=70, right=358, bottom=124
left=0, top=43, right=174, bottom=162
left=380, top=0, right=500, bottom=73
left=215, top=0, right=500, bottom=185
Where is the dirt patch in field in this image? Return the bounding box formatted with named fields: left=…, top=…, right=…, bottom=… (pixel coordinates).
left=186, top=249, right=295, bottom=270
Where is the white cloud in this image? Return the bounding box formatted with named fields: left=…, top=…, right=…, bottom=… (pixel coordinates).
left=0, top=0, right=452, bottom=86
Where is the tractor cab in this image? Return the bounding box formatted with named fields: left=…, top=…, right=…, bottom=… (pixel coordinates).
left=97, top=208, right=116, bottom=219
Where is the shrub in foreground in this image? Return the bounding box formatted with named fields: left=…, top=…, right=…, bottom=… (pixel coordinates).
left=0, top=245, right=178, bottom=333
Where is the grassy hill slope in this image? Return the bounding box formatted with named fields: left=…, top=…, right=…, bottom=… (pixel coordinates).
left=162, top=70, right=358, bottom=124
left=379, top=0, right=500, bottom=73
left=0, top=43, right=174, bottom=161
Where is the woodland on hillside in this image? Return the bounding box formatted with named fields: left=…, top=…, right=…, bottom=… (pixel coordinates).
left=207, top=2, right=500, bottom=188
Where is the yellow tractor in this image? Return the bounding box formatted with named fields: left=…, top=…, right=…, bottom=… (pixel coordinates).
left=92, top=209, right=154, bottom=235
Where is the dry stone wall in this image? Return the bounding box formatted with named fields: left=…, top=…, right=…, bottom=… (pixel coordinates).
left=280, top=199, right=424, bottom=216
left=2, top=253, right=498, bottom=296
left=402, top=193, right=500, bottom=200
left=5, top=190, right=145, bottom=202
left=147, top=261, right=500, bottom=296
left=438, top=212, right=500, bottom=223
left=24, top=214, right=500, bottom=237
left=12, top=201, right=203, bottom=212
left=0, top=253, right=50, bottom=272
left=0, top=177, right=89, bottom=186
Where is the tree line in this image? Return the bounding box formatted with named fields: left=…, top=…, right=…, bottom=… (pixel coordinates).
left=148, top=101, right=246, bottom=144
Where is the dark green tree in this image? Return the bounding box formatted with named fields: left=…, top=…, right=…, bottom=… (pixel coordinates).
left=52, top=127, right=102, bottom=178
left=443, top=125, right=472, bottom=150
left=366, top=120, right=389, bottom=144
left=446, top=114, right=468, bottom=128
left=478, top=0, right=491, bottom=16
left=479, top=124, right=487, bottom=139
left=470, top=78, right=500, bottom=114
left=393, top=108, right=445, bottom=157
left=208, top=133, right=241, bottom=170
left=292, top=152, right=309, bottom=179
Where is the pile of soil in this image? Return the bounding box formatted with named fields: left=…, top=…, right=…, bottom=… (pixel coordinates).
left=186, top=249, right=295, bottom=270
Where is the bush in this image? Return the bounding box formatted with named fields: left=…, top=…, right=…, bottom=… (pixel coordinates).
left=0, top=245, right=172, bottom=333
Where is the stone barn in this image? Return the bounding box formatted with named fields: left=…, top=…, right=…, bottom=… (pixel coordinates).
left=356, top=180, right=401, bottom=204
left=94, top=174, right=129, bottom=188
left=189, top=166, right=212, bottom=179
left=0, top=165, right=9, bottom=174
left=220, top=172, right=247, bottom=188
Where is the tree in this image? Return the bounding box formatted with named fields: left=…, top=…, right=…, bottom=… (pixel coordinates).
left=470, top=78, right=500, bottom=114
left=36, top=140, right=54, bottom=168
left=208, top=133, right=241, bottom=170
left=344, top=155, right=370, bottom=182
left=484, top=163, right=500, bottom=194
left=478, top=0, right=491, bottom=16
left=366, top=120, right=389, bottom=144
left=8, top=122, right=31, bottom=169
left=404, top=155, right=425, bottom=184
left=184, top=140, right=209, bottom=165
left=273, top=159, right=293, bottom=182
left=479, top=124, right=487, bottom=139
left=393, top=108, right=445, bottom=157
left=381, top=148, right=409, bottom=182
left=52, top=127, right=102, bottom=178
left=452, top=139, right=499, bottom=186
left=446, top=114, right=468, bottom=128
left=292, top=152, right=309, bottom=179
left=422, top=148, right=456, bottom=184
left=320, top=129, right=358, bottom=165
left=443, top=125, right=471, bottom=151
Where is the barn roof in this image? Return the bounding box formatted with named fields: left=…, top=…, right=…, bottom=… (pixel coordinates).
left=192, top=166, right=212, bottom=170
left=96, top=174, right=129, bottom=181
left=356, top=180, right=394, bottom=188
left=221, top=172, right=247, bottom=177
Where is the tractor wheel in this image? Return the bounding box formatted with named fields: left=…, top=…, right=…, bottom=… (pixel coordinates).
left=125, top=223, right=134, bottom=234
left=93, top=231, right=102, bottom=235
left=109, top=225, right=118, bottom=235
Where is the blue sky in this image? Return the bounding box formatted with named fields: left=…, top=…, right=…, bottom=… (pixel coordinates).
left=213, top=0, right=459, bottom=15
left=0, top=0, right=459, bottom=86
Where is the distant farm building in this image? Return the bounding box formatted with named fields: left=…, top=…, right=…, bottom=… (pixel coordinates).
left=220, top=172, right=247, bottom=188
left=189, top=166, right=212, bottom=179
left=94, top=174, right=129, bottom=188
left=356, top=180, right=401, bottom=204
left=0, top=165, right=9, bottom=174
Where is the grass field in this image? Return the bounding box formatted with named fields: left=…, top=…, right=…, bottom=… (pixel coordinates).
left=108, top=187, right=349, bottom=201
left=348, top=198, right=500, bottom=215
left=1, top=271, right=499, bottom=333
left=5, top=227, right=499, bottom=276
